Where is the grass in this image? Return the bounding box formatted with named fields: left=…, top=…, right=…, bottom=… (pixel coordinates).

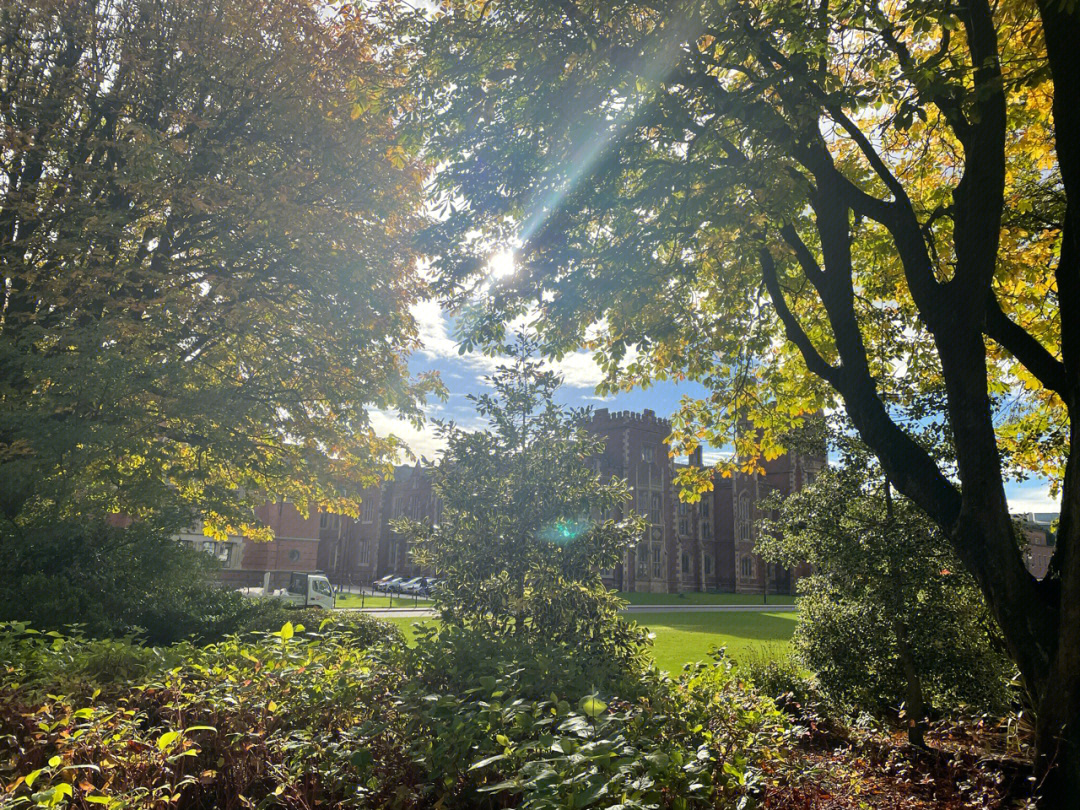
left=334, top=592, right=430, bottom=609
left=631, top=610, right=798, bottom=672
left=616, top=591, right=797, bottom=606
left=382, top=610, right=799, bottom=672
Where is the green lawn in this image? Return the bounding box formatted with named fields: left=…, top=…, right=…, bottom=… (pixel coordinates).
left=382, top=610, right=799, bottom=672
left=616, top=591, right=797, bottom=606
left=335, top=592, right=430, bottom=609
left=631, top=610, right=798, bottom=672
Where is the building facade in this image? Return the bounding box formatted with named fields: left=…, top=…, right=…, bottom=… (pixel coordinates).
left=589, top=408, right=821, bottom=595
left=184, top=409, right=821, bottom=594
left=1015, top=511, right=1058, bottom=580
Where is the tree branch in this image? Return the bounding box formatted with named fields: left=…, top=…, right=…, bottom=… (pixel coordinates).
left=984, top=292, right=1068, bottom=396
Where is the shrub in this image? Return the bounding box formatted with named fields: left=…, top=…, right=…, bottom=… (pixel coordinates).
left=758, top=448, right=1015, bottom=743
left=738, top=647, right=824, bottom=710
left=0, top=517, right=264, bottom=645
left=1, top=623, right=789, bottom=810
left=1, top=620, right=410, bottom=809
left=396, top=336, right=650, bottom=683
left=398, top=644, right=791, bottom=810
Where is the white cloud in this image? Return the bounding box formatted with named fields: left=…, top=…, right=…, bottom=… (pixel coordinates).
left=701, top=449, right=734, bottom=466
left=368, top=409, right=447, bottom=463
left=411, top=299, right=459, bottom=360
left=1006, top=481, right=1060, bottom=515
left=412, top=298, right=639, bottom=390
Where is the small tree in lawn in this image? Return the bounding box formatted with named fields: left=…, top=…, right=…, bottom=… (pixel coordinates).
left=395, top=334, right=647, bottom=682
left=758, top=440, right=1014, bottom=746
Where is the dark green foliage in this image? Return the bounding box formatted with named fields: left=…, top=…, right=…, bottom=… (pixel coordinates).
left=738, top=649, right=824, bottom=711
left=0, top=517, right=256, bottom=645
left=757, top=448, right=1015, bottom=725
left=396, top=335, right=649, bottom=684
left=0, top=622, right=788, bottom=810
left=0, top=518, right=399, bottom=646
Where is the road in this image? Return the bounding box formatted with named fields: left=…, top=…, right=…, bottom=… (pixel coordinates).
left=342, top=603, right=799, bottom=618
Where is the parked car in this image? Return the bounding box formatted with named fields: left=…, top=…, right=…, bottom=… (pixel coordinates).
left=372, top=574, right=399, bottom=591
left=374, top=575, right=406, bottom=593
left=388, top=576, right=421, bottom=594
left=398, top=576, right=429, bottom=595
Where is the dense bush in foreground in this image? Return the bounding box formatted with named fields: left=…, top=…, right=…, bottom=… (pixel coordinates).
left=1, top=620, right=790, bottom=810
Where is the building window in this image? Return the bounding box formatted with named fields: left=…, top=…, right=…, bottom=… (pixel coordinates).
left=702, top=520, right=711, bottom=539
left=637, top=544, right=649, bottom=577
left=740, top=556, right=754, bottom=578
left=678, top=502, right=688, bottom=515
left=649, top=493, right=662, bottom=525
left=201, top=540, right=215, bottom=553
left=738, top=493, right=751, bottom=541
left=679, top=517, right=689, bottom=536
left=217, top=544, right=233, bottom=565
left=701, top=502, right=710, bottom=519
left=642, top=445, right=654, bottom=463
left=652, top=544, right=663, bottom=579
left=681, top=552, right=690, bottom=574
left=704, top=554, right=713, bottom=575
left=289, top=548, right=301, bottom=563
left=361, top=499, right=375, bottom=523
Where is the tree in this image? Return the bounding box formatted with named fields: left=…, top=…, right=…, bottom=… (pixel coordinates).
left=408, top=0, right=1079, bottom=799
left=0, top=0, right=433, bottom=538
left=394, top=335, right=647, bottom=683
left=757, top=442, right=1013, bottom=746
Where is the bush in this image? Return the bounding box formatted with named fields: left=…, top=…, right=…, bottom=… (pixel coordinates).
left=0, top=621, right=409, bottom=810
left=0, top=517, right=268, bottom=645
left=738, top=647, right=824, bottom=710
left=1, top=623, right=790, bottom=810
left=758, top=453, right=1015, bottom=741
left=398, top=652, right=791, bottom=810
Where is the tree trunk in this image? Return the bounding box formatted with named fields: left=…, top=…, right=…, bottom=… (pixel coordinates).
left=894, top=625, right=927, bottom=749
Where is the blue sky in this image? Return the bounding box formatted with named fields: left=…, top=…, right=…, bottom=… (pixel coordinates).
left=370, top=297, right=1060, bottom=514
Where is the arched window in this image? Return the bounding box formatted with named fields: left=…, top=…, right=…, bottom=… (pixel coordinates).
left=740, top=556, right=754, bottom=578
left=738, top=493, right=752, bottom=540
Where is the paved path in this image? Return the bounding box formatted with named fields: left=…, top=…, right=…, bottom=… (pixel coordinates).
left=342, top=603, right=798, bottom=618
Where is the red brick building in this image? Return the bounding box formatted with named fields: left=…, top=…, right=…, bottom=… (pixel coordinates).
left=590, top=408, right=821, bottom=595
left=187, top=409, right=820, bottom=594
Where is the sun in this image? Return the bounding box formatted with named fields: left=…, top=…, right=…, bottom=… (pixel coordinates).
left=488, top=249, right=516, bottom=280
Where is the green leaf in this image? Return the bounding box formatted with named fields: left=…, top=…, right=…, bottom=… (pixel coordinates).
left=579, top=696, right=607, bottom=718
left=157, top=731, right=181, bottom=751
left=469, top=753, right=508, bottom=771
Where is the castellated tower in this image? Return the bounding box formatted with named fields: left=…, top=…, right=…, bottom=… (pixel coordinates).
left=588, top=409, right=822, bottom=595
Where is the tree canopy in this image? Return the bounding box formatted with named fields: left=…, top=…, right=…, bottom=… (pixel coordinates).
left=0, top=0, right=433, bottom=537
left=407, top=0, right=1079, bottom=800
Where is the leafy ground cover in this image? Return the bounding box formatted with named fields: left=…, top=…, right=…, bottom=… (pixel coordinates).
left=0, top=619, right=792, bottom=810
left=616, top=592, right=797, bottom=606
left=384, top=610, right=799, bottom=672
left=1, top=619, right=1031, bottom=810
